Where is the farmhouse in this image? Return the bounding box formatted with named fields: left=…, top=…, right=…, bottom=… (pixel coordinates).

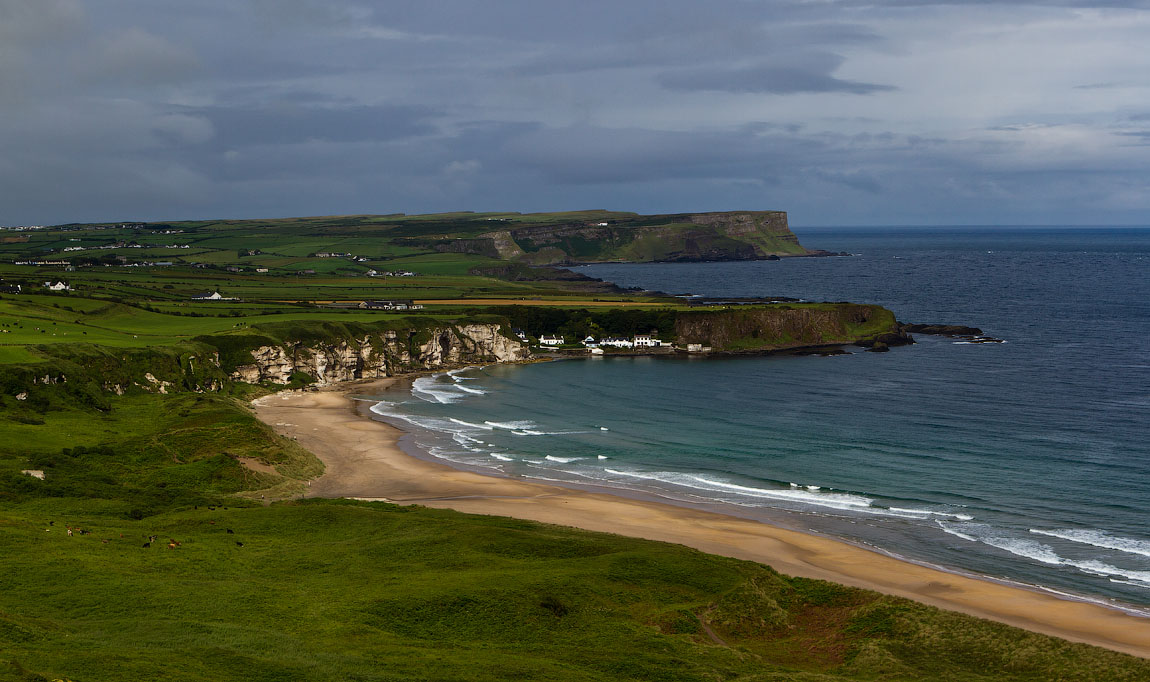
left=539, top=334, right=564, bottom=346
left=44, top=281, right=72, bottom=292
left=0, top=283, right=21, bottom=294
left=190, top=291, right=238, bottom=301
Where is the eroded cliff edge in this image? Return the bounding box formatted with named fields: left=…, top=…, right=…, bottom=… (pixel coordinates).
left=411, top=210, right=828, bottom=265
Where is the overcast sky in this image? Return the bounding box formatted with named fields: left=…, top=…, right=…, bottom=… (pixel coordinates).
left=3, top=1, right=1150, bottom=226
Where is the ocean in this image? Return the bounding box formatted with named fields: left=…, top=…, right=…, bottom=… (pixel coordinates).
left=363, top=226, right=1150, bottom=612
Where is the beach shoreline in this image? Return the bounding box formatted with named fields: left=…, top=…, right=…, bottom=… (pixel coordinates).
left=252, top=376, right=1150, bottom=658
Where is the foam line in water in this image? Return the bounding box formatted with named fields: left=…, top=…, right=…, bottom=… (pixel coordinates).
left=602, top=469, right=875, bottom=511
left=484, top=420, right=538, bottom=430
left=544, top=455, right=582, bottom=463
left=490, top=453, right=515, bottom=462
left=691, top=475, right=874, bottom=508
left=890, top=507, right=974, bottom=521
left=939, top=522, right=1150, bottom=587
left=1030, top=529, right=1150, bottom=558
left=411, top=376, right=466, bottom=404
left=448, top=418, right=494, bottom=430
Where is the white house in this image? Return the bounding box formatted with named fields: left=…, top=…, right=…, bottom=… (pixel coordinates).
left=633, top=334, right=662, bottom=347
left=582, top=336, right=598, bottom=348
left=600, top=337, right=633, bottom=348
left=539, top=334, right=564, bottom=346
left=360, top=299, right=424, bottom=311
left=512, top=328, right=528, bottom=342
left=192, top=291, right=225, bottom=300
left=44, top=281, right=71, bottom=292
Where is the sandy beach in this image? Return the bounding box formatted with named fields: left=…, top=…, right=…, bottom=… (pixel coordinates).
left=253, top=377, right=1150, bottom=658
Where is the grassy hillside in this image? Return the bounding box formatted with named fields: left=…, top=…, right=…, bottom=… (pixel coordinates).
left=3, top=500, right=1148, bottom=682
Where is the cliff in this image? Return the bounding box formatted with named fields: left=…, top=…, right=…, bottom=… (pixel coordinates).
left=230, top=323, right=528, bottom=385
left=417, top=210, right=814, bottom=265
left=0, top=320, right=529, bottom=413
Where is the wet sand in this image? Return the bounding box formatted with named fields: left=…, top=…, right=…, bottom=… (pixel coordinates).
left=252, top=378, right=1150, bottom=658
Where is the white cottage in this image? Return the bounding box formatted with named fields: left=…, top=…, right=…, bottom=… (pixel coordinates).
left=539, top=335, right=564, bottom=346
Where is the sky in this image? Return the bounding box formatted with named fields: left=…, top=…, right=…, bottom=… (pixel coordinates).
left=2, top=1, right=1150, bottom=226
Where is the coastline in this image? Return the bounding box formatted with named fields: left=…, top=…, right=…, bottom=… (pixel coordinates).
left=252, top=376, right=1150, bottom=659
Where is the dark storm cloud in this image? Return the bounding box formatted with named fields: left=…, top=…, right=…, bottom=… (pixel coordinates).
left=1, top=0, right=1149, bottom=225
left=195, top=104, right=438, bottom=147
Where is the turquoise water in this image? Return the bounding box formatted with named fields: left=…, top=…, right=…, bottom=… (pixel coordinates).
left=367, top=227, right=1150, bottom=611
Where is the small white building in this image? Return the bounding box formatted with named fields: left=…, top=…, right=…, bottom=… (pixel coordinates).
left=539, top=334, right=564, bottom=346
left=512, top=328, right=528, bottom=342
left=582, top=336, right=598, bottom=348
left=600, top=337, right=633, bottom=348
left=633, top=334, right=662, bottom=347
left=192, top=291, right=225, bottom=300
left=44, top=281, right=71, bottom=292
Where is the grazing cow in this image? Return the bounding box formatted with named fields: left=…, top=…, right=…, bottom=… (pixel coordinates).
left=226, top=529, right=234, bottom=534
left=142, top=542, right=150, bottom=548
left=235, top=541, right=243, bottom=547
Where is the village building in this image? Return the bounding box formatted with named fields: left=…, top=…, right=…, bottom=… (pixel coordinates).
left=539, top=334, right=564, bottom=346
left=360, top=299, right=424, bottom=311
left=600, top=337, right=633, bottom=348
left=582, top=336, right=599, bottom=348
left=44, top=281, right=71, bottom=292
left=633, top=334, right=662, bottom=347
left=512, top=328, right=528, bottom=342
left=255, top=268, right=269, bottom=273
left=0, top=283, right=21, bottom=294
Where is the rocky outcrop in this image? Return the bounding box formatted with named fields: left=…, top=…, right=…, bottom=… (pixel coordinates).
left=900, top=323, right=1004, bottom=344
left=230, top=323, right=530, bottom=386
left=674, top=305, right=905, bottom=353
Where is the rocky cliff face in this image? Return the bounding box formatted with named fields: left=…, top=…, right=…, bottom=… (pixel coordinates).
left=230, top=323, right=530, bottom=386
left=412, top=211, right=811, bottom=265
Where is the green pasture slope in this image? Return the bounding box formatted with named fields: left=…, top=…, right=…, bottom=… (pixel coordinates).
left=2, top=394, right=1149, bottom=682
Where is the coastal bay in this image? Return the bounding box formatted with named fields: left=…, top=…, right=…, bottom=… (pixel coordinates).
left=253, top=378, right=1150, bottom=658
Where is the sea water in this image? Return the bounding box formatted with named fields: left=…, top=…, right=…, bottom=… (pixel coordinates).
left=365, top=227, right=1150, bottom=611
